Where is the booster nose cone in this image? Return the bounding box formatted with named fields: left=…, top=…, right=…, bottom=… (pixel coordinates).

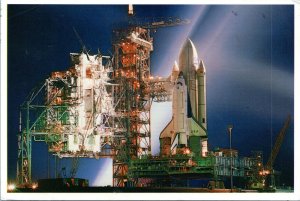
left=197, top=60, right=206, bottom=74
left=179, top=38, right=199, bottom=73
left=171, top=61, right=180, bottom=82
left=172, top=61, right=179, bottom=72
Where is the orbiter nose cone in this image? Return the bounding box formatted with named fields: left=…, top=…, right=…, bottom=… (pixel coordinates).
left=179, top=38, right=199, bottom=72
left=197, top=60, right=206, bottom=74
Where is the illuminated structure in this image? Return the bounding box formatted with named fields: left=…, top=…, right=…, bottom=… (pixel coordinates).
left=160, top=39, right=208, bottom=157
left=17, top=53, right=116, bottom=184
left=16, top=17, right=187, bottom=187
left=128, top=40, right=290, bottom=189
left=15, top=7, right=290, bottom=189
left=108, top=17, right=190, bottom=187
left=111, top=27, right=153, bottom=187
left=128, top=40, right=256, bottom=188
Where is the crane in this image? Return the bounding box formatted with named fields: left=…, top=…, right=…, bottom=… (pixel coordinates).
left=265, top=115, right=291, bottom=189
left=251, top=115, right=291, bottom=190
left=265, top=115, right=291, bottom=170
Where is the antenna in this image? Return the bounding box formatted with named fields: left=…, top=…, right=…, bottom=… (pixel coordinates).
left=72, top=27, right=90, bottom=60
left=128, top=4, right=133, bottom=15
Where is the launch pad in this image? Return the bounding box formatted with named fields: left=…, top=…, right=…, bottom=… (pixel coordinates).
left=13, top=5, right=291, bottom=192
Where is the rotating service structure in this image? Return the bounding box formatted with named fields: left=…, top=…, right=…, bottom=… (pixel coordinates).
left=17, top=53, right=117, bottom=184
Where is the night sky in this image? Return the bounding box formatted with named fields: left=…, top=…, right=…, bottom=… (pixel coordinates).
left=7, top=5, right=294, bottom=187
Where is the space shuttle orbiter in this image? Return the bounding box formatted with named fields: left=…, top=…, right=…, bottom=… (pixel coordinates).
left=160, top=39, right=208, bottom=157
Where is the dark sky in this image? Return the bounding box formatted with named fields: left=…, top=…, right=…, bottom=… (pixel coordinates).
left=7, top=5, right=294, bottom=187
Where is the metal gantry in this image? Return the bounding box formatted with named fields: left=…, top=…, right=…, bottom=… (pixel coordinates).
left=111, top=27, right=153, bottom=187
left=17, top=53, right=117, bottom=185
left=128, top=153, right=256, bottom=187
left=111, top=25, right=175, bottom=187
left=17, top=82, right=46, bottom=185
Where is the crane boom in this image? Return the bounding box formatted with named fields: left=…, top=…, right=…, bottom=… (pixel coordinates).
left=128, top=16, right=190, bottom=29
left=265, top=115, right=291, bottom=169
left=141, top=18, right=190, bottom=29
left=127, top=5, right=190, bottom=29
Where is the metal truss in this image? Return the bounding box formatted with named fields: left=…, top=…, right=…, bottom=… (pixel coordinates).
left=17, top=53, right=117, bottom=185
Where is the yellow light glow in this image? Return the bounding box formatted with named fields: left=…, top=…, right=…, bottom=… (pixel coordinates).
left=7, top=183, right=15, bottom=191
left=32, top=183, right=38, bottom=190
left=184, top=148, right=190, bottom=154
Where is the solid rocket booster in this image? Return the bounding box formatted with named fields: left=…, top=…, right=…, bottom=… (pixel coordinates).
left=160, top=39, right=208, bottom=157
left=197, top=60, right=207, bottom=129
left=197, top=60, right=208, bottom=155
left=170, top=61, right=179, bottom=83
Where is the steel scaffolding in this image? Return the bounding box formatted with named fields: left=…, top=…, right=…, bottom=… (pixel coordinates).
left=17, top=53, right=117, bottom=185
